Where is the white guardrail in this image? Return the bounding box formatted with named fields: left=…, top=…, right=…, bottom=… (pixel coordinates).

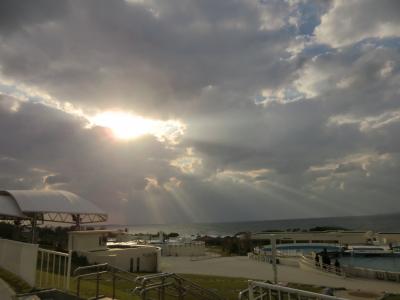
left=300, top=255, right=345, bottom=277
left=37, top=248, right=72, bottom=290
left=239, top=281, right=348, bottom=300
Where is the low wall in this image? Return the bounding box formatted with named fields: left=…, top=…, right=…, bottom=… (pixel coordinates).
left=300, top=254, right=400, bottom=283
left=0, top=238, right=38, bottom=286
left=342, top=265, right=400, bottom=282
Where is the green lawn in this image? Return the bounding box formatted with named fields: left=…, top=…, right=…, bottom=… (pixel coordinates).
left=382, top=295, right=400, bottom=300
left=68, top=273, right=324, bottom=300
left=1, top=268, right=325, bottom=300
left=0, top=267, right=32, bottom=294
left=69, top=273, right=247, bottom=300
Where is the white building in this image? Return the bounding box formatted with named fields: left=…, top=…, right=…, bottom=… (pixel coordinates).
left=251, top=231, right=372, bottom=245
left=68, top=230, right=161, bottom=272
left=158, top=241, right=205, bottom=257
left=115, top=231, right=206, bottom=257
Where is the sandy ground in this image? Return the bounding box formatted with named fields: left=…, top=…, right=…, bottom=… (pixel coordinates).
left=161, top=256, right=400, bottom=296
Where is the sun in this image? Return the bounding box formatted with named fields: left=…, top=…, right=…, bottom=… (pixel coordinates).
left=90, top=111, right=185, bottom=142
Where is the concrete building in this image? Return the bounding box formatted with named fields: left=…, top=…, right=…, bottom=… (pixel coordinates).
left=158, top=241, right=205, bottom=257
left=251, top=231, right=374, bottom=245
left=115, top=231, right=206, bottom=257
left=375, top=232, right=400, bottom=245
left=68, top=230, right=161, bottom=272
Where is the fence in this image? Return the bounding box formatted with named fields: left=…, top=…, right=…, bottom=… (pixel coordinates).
left=238, top=281, right=348, bottom=300
left=37, top=248, right=72, bottom=290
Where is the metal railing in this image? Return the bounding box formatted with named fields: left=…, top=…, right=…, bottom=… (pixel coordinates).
left=74, top=263, right=138, bottom=299
left=37, top=248, right=72, bottom=290
left=239, top=281, right=348, bottom=300
left=134, top=272, right=225, bottom=300
left=73, top=263, right=223, bottom=300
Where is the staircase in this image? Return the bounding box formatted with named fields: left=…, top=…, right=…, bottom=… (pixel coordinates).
left=73, top=263, right=224, bottom=300
left=134, top=272, right=224, bottom=300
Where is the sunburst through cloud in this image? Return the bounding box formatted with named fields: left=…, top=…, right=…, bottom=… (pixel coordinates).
left=90, top=111, right=185, bottom=143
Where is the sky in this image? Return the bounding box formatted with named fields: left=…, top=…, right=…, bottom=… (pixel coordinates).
left=0, top=0, right=400, bottom=225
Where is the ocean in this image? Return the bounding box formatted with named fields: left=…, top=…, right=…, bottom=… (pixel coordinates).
left=107, top=213, right=400, bottom=237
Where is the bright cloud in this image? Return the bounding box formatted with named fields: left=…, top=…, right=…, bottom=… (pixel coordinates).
left=315, top=0, right=400, bottom=47
left=90, top=111, right=185, bottom=143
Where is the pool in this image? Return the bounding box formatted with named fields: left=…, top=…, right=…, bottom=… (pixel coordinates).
left=260, top=243, right=342, bottom=255
left=339, top=256, right=400, bottom=272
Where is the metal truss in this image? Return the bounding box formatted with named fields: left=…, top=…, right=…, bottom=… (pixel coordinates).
left=0, top=212, right=107, bottom=225
left=42, top=212, right=108, bottom=224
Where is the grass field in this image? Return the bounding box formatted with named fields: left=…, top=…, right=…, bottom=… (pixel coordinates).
left=0, top=267, right=32, bottom=294
left=382, top=295, right=400, bottom=300
left=56, top=272, right=323, bottom=300
left=0, top=267, right=326, bottom=300
left=8, top=268, right=397, bottom=300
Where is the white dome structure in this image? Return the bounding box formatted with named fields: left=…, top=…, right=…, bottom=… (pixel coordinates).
left=0, top=190, right=107, bottom=224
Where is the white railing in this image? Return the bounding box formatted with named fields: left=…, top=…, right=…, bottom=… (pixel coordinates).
left=37, top=248, right=72, bottom=290
left=300, top=255, right=345, bottom=277
left=239, top=281, right=348, bottom=300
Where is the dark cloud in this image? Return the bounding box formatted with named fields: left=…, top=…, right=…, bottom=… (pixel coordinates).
left=0, top=0, right=68, bottom=35
left=0, top=0, right=399, bottom=223
left=0, top=0, right=300, bottom=118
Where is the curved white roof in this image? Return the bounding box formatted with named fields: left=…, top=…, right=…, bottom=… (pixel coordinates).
left=0, top=194, right=26, bottom=219
left=0, top=190, right=107, bottom=224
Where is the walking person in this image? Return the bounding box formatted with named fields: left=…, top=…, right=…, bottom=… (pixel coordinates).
left=315, top=253, right=320, bottom=267
left=334, top=259, right=341, bottom=275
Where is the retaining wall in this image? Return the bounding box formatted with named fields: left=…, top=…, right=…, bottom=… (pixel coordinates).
left=0, top=238, right=38, bottom=286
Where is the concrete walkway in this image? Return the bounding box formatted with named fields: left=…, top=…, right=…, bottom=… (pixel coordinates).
left=161, top=256, right=400, bottom=295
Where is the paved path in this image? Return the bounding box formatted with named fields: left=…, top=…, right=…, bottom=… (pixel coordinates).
left=161, top=256, right=400, bottom=295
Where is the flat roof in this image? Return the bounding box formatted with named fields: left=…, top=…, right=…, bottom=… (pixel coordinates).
left=253, top=231, right=367, bottom=235
left=68, top=230, right=112, bottom=235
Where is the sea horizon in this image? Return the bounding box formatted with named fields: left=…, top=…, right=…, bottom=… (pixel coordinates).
left=105, top=212, right=400, bottom=237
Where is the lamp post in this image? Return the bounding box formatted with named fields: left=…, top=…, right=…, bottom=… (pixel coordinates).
left=271, top=235, right=278, bottom=284
left=31, top=213, right=37, bottom=244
